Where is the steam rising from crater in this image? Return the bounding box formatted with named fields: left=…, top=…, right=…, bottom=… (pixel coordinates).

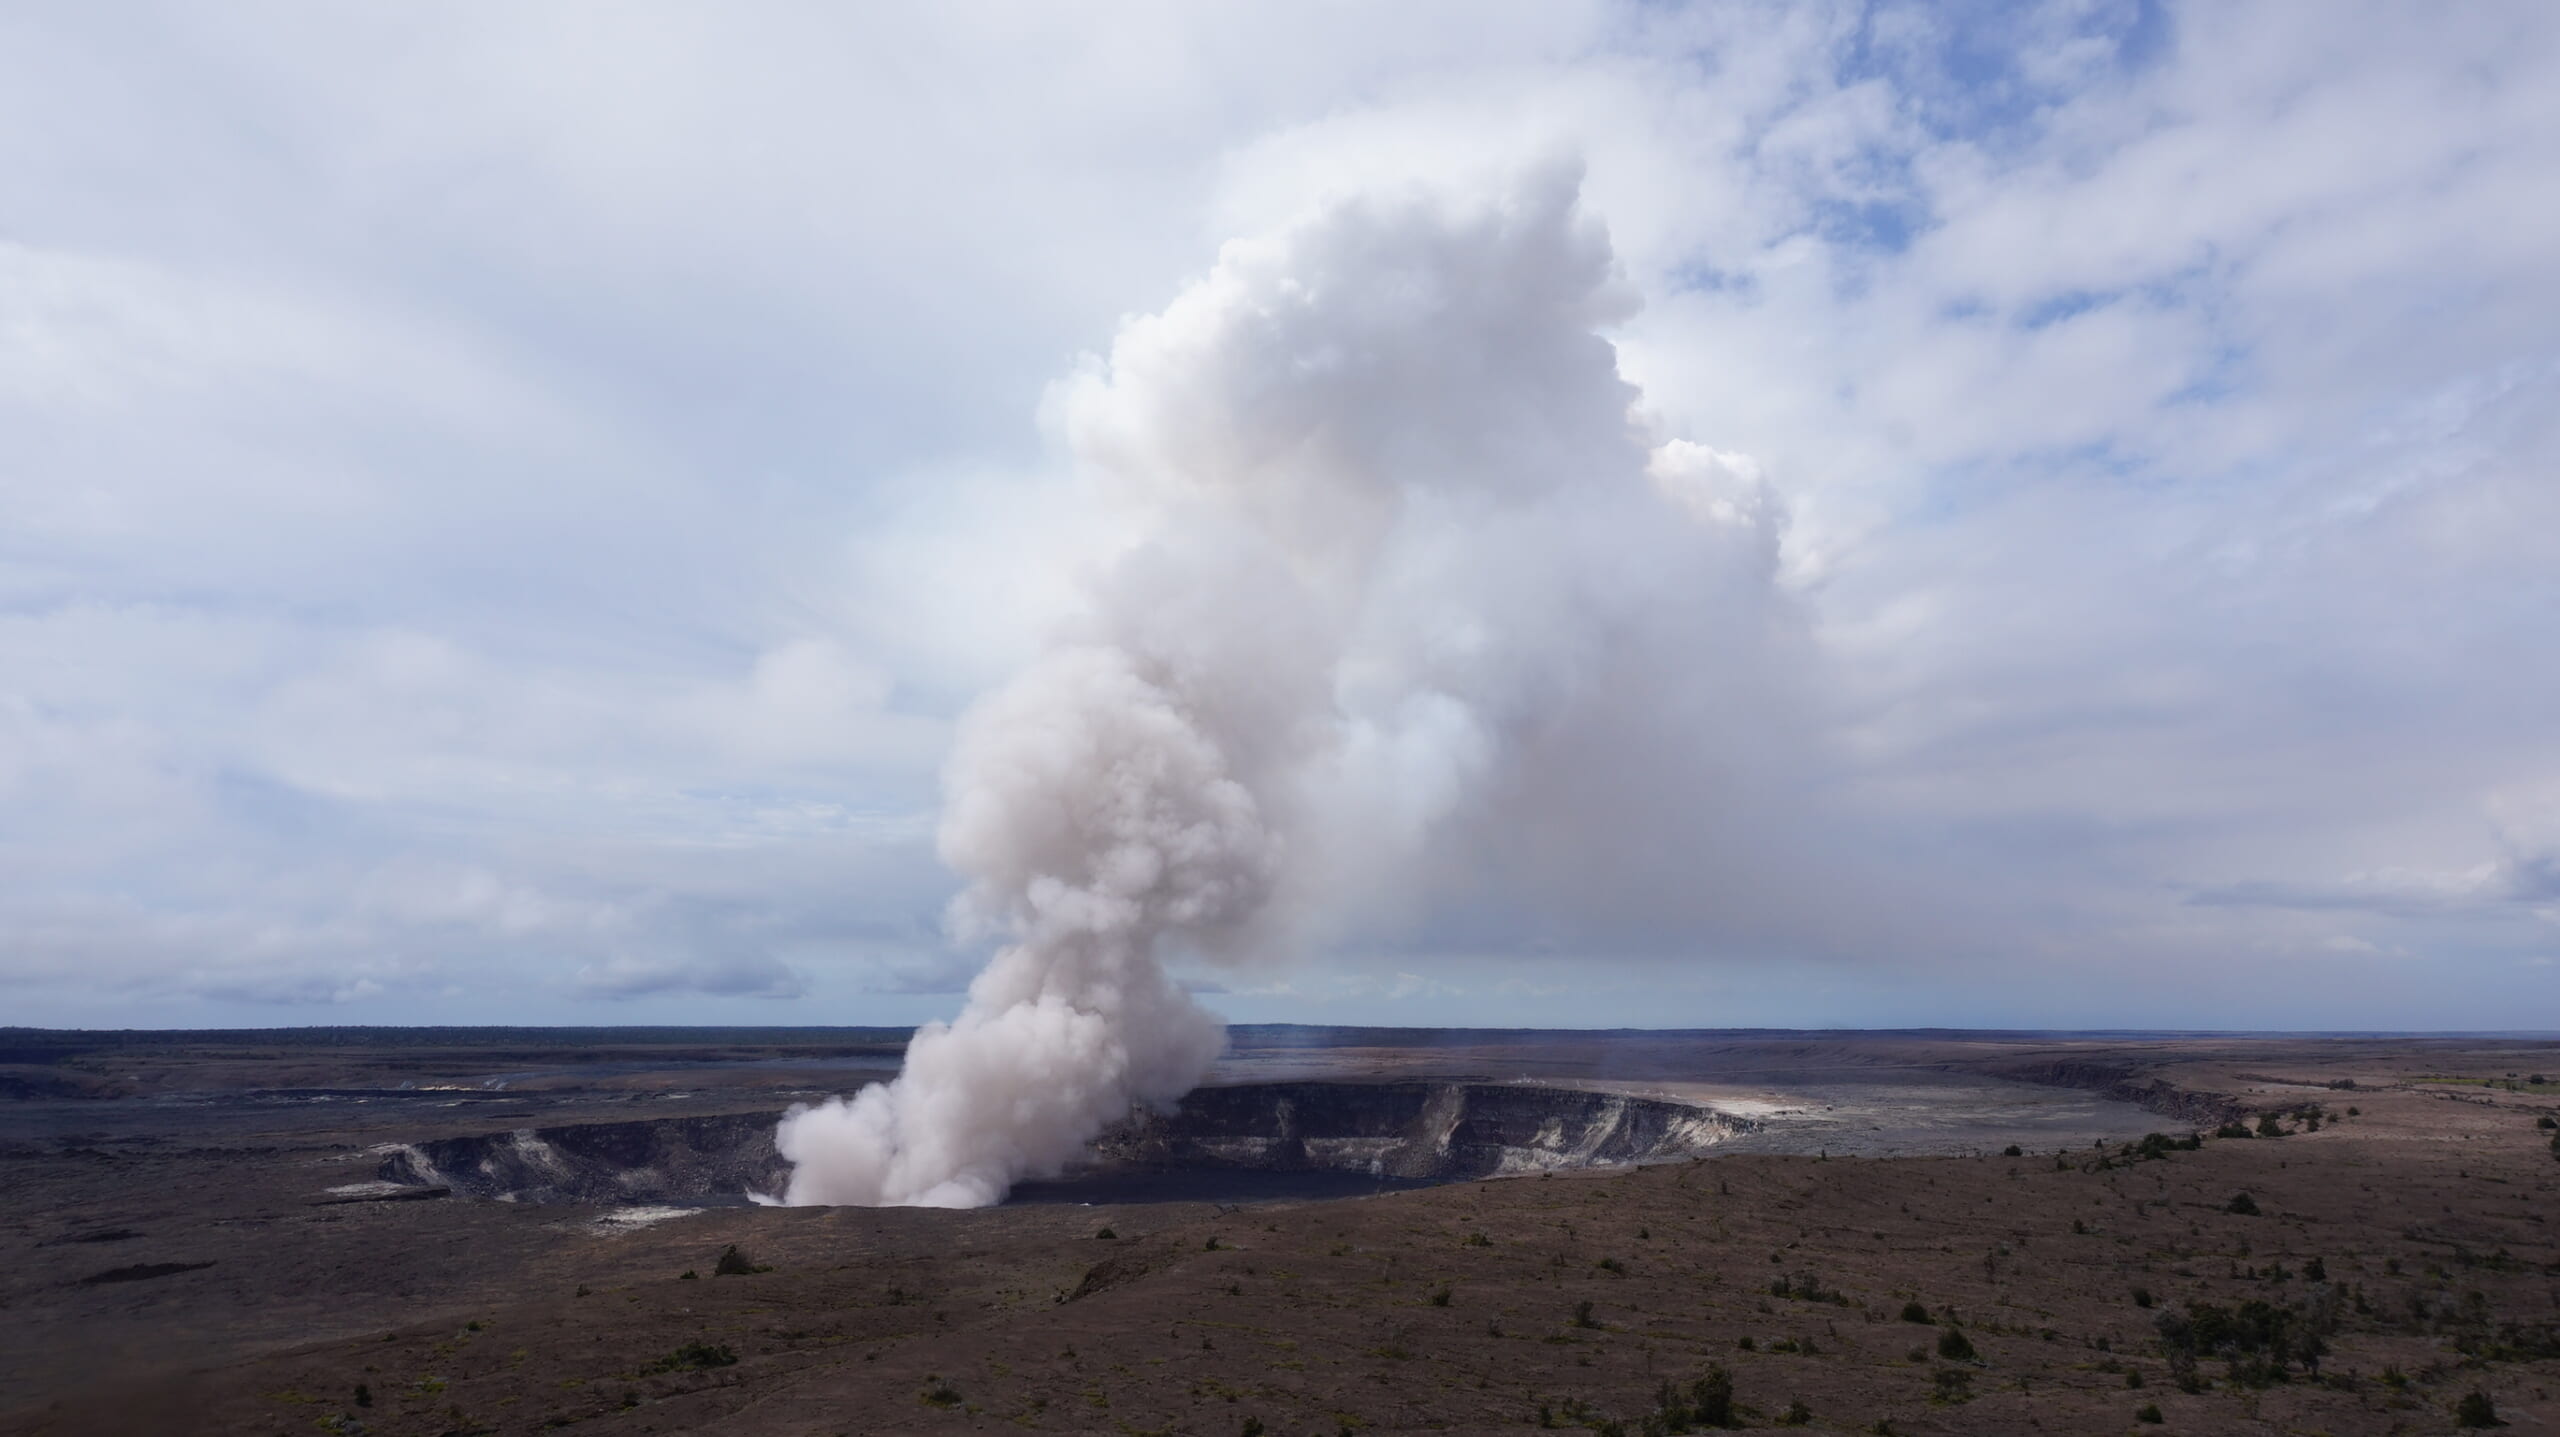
left=773, top=170, right=1789, bottom=1207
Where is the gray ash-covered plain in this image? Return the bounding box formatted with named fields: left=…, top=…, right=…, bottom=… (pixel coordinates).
left=4, top=1026, right=2559, bottom=1434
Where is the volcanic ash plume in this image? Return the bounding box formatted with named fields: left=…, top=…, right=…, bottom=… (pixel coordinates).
left=773, top=169, right=1787, bottom=1207
left=771, top=645, right=1273, bottom=1207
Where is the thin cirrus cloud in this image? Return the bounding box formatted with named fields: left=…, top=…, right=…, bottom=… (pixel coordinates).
left=0, top=2, right=2555, bottom=1029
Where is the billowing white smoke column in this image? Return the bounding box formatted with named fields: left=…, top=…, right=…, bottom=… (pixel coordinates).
left=771, top=644, right=1274, bottom=1207
left=774, top=170, right=1785, bottom=1207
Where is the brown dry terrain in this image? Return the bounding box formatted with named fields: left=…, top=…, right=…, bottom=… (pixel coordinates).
left=4, top=1029, right=2559, bottom=1435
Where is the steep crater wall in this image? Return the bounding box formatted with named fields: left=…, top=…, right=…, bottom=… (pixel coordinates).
left=1980, top=1061, right=2249, bottom=1128
left=1090, top=1081, right=1750, bottom=1180
left=377, top=1111, right=784, bottom=1205
left=375, top=1081, right=1750, bottom=1205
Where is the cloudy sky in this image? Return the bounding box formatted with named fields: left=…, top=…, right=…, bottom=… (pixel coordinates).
left=6, top=1, right=2557, bottom=1031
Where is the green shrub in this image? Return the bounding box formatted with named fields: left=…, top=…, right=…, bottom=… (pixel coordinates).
left=2256, top=1114, right=2287, bottom=1138
left=1936, top=1326, right=1976, bottom=1361
left=2456, top=1389, right=2500, bottom=1427
left=1638, top=1367, right=1737, bottom=1431
left=1929, top=1368, right=1973, bottom=1405
left=1095, top=1227, right=1116, bottom=1239
left=2153, top=1295, right=2331, bottom=1387
left=2226, top=1192, right=2261, bottom=1216
left=641, top=1341, right=737, bottom=1375
left=1769, top=1270, right=1843, bottom=1303
left=1571, top=1299, right=1598, bottom=1329
left=1899, top=1301, right=1930, bottom=1323
left=2215, top=1122, right=2254, bottom=1139
left=2001, top=1145, right=2022, bottom=1157
left=714, top=1244, right=769, bottom=1276
left=1693, top=1365, right=1736, bottom=1427
left=1777, top=1398, right=1812, bottom=1426
left=2134, top=1402, right=2163, bottom=1424
left=2132, top=1286, right=2154, bottom=1308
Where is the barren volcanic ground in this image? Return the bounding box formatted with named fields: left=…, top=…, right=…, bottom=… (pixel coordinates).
left=5, top=1028, right=2560, bottom=1435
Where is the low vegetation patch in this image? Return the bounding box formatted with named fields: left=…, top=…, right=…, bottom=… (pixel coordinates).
left=2154, top=1296, right=2334, bottom=1388
left=1769, top=1270, right=1846, bottom=1304
left=639, top=1341, right=737, bottom=1375
left=1637, top=1363, right=1737, bottom=1431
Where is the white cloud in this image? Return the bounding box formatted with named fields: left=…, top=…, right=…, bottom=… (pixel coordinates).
left=574, top=951, right=808, bottom=1001
left=4, top=2, right=2557, bottom=1026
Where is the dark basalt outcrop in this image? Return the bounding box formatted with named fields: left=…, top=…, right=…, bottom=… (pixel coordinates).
left=375, top=1081, right=1747, bottom=1206
left=78, top=1261, right=214, bottom=1285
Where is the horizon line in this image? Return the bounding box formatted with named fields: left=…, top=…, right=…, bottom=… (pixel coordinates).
left=7, top=1023, right=2558, bottom=1040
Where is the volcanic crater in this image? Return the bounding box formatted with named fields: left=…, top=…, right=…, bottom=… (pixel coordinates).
left=373, top=1080, right=1752, bottom=1206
